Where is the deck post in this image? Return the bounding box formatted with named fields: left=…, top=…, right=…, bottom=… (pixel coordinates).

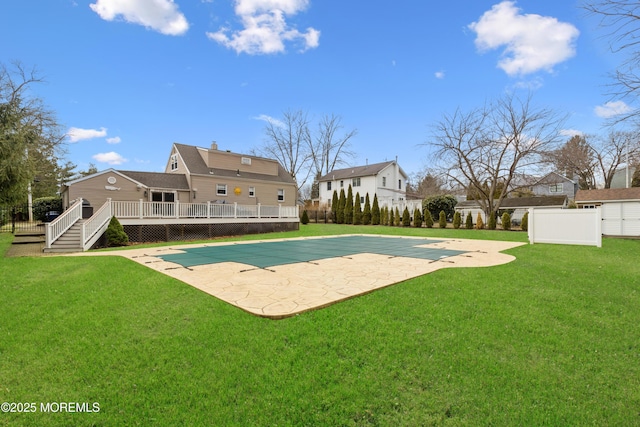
left=139, top=199, right=143, bottom=219
left=207, top=201, right=211, bottom=218
left=279, top=204, right=282, bottom=218
left=175, top=201, right=179, bottom=219
left=257, top=203, right=261, bottom=218
left=234, top=202, right=238, bottom=218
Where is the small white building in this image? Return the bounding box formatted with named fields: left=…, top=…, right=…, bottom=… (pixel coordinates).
left=317, top=161, right=409, bottom=209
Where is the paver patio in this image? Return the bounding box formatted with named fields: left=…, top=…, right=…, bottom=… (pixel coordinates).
left=76, top=234, right=525, bottom=319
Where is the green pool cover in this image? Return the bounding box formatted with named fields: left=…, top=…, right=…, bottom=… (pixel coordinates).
left=158, top=235, right=466, bottom=269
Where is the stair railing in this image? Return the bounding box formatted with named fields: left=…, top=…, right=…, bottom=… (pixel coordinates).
left=45, top=198, right=83, bottom=249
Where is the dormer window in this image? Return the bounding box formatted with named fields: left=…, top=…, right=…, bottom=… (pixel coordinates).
left=170, top=154, right=178, bottom=171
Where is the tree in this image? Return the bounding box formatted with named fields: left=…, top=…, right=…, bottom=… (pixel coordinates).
left=402, top=207, right=411, bottom=227
left=301, top=210, right=309, bottom=224
left=476, top=213, right=484, bottom=230
left=501, top=212, right=511, bottom=231
left=331, top=190, right=339, bottom=222
left=310, top=113, right=357, bottom=180
left=255, top=109, right=313, bottom=198
left=632, top=165, right=640, bottom=187
left=583, top=0, right=640, bottom=123
left=453, top=211, right=462, bottom=229
left=427, top=93, right=565, bottom=219
left=548, top=135, right=597, bottom=189
left=362, top=193, right=371, bottom=225
left=423, top=195, right=458, bottom=222
left=408, top=168, right=446, bottom=197
left=592, top=130, right=640, bottom=188
left=353, top=191, right=362, bottom=225
left=487, top=211, right=497, bottom=230
left=0, top=62, right=65, bottom=205
left=413, top=208, right=423, bottom=228
left=438, top=210, right=447, bottom=228
left=465, top=212, right=473, bottom=229
left=371, top=194, right=380, bottom=225
left=337, top=188, right=346, bottom=224
left=389, top=207, right=395, bottom=226
left=424, top=210, right=434, bottom=228
left=394, top=207, right=400, bottom=226
left=344, top=185, right=354, bottom=224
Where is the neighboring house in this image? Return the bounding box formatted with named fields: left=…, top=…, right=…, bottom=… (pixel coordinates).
left=54, top=142, right=299, bottom=248
left=575, top=187, right=640, bottom=237
left=530, top=172, right=578, bottom=200
left=455, top=195, right=568, bottom=225
left=610, top=166, right=637, bottom=189
left=317, top=160, right=409, bottom=209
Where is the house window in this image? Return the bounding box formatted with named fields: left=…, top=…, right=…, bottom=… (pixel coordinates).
left=398, top=179, right=402, bottom=190
left=382, top=177, right=386, bottom=187
left=360, top=196, right=365, bottom=204
left=216, top=184, right=227, bottom=196
left=249, top=186, right=255, bottom=197
left=241, top=157, right=251, bottom=165
left=277, top=189, right=285, bottom=202
left=352, top=177, right=361, bottom=187
left=327, top=182, right=332, bottom=191
left=340, top=180, right=344, bottom=188
left=170, top=154, right=178, bottom=171
left=582, top=204, right=597, bottom=209
left=549, top=183, right=563, bottom=193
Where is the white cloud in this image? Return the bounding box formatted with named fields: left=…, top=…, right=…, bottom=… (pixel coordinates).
left=594, top=101, right=632, bottom=118
left=93, top=152, right=128, bottom=165
left=67, top=127, right=108, bottom=143
left=469, top=1, right=579, bottom=76
left=106, top=136, right=121, bottom=144
left=89, top=0, right=189, bottom=36
left=434, top=70, right=445, bottom=79
left=254, top=114, right=285, bottom=127
left=207, top=0, right=320, bottom=54
left=560, top=128, right=583, bottom=137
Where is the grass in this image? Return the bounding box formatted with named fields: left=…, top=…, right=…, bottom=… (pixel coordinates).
left=0, top=225, right=639, bottom=426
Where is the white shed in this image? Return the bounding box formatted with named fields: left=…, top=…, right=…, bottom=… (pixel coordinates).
left=576, top=188, right=640, bottom=237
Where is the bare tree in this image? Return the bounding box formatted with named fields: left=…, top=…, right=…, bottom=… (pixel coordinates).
left=0, top=61, right=65, bottom=204
left=427, top=93, right=566, bottom=217
left=254, top=109, right=313, bottom=196
left=407, top=168, right=447, bottom=198
left=310, top=113, right=357, bottom=179
left=583, top=0, right=640, bottom=122
left=256, top=110, right=357, bottom=201
left=591, top=130, right=640, bottom=188
left=548, top=134, right=598, bottom=189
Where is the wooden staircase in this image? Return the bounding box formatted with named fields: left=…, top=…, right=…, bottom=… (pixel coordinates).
left=45, top=220, right=84, bottom=253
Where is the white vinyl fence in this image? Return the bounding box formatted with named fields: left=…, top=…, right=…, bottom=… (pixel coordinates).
left=528, top=208, right=602, bottom=247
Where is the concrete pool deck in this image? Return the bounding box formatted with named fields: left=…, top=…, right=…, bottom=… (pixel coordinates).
left=74, top=234, right=525, bottom=319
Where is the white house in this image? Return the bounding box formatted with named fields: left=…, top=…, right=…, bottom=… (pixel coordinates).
left=317, top=161, right=409, bottom=209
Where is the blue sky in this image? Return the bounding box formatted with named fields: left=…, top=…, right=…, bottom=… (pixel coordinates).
left=1, top=0, right=631, bottom=183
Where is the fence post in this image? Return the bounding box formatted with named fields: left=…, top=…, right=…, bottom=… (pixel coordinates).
left=11, top=207, right=16, bottom=234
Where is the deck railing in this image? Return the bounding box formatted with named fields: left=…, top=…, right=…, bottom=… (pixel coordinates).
left=82, top=199, right=113, bottom=251
left=111, top=200, right=298, bottom=220
left=45, top=198, right=83, bottom=248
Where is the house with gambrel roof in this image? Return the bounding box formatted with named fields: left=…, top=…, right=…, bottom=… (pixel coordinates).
left=54, top=142, right=299, bottom=249
left=316, top=160, right=409, bottom=208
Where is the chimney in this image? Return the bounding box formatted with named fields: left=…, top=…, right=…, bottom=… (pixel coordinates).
left=211, top=141, right=218, bottom=150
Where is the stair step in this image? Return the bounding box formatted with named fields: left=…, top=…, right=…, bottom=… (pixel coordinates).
left=13, top=235, right=46, bottom=244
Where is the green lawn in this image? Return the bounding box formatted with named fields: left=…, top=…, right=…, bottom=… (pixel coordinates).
left=1, top=225, right=639, bottom=426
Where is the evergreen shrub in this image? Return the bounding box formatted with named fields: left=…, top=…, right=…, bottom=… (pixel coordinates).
left=105, top=216, right=129, bottom=247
